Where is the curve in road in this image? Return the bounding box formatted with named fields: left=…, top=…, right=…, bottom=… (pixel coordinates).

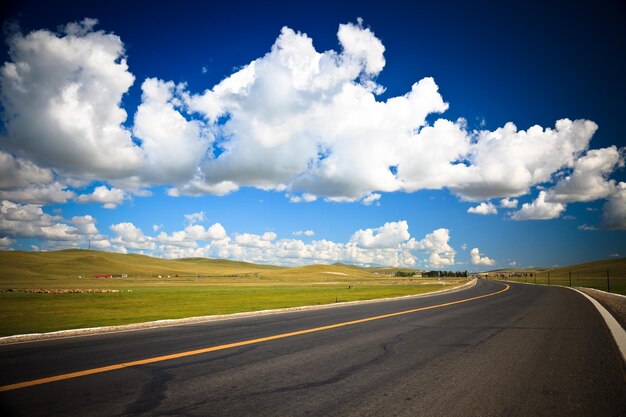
left=0, top=279, right=624, bottom=416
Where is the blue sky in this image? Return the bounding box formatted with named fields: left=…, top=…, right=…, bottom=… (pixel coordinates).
left=0, top=0, right=624, bottom=269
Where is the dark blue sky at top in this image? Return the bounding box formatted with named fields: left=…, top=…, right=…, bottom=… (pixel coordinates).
left=3, top=0, right=624, bottom=147
left=1, top=0, right=625, bottom=267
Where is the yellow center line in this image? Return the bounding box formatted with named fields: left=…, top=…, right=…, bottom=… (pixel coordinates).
left=0, top=283, right=509, bottom=393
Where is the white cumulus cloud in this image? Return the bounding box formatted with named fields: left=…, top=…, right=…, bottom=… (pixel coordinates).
left=500, top=198, right=518, bottom=208
left=511, top=191, right=566, bottom=220
left=601, top=182, right=626, bottom=230
left=133, top=78, right=209, bottom=184
left=362, top=193, right=381, bottom=206
left=0, top=182, right=75, bottom=204
left=1, top=19, right=141, bottom=180
left=470, top=248, right=496, bottom=266
left=76, top=185, right=126, bottom=208
left=42, top=218, right=457, bottom=267
left=0, top=236, right=15, bottom=249
left=0, top=200, right=106, bottom=247
left=0, top=151, right=53, bottom=189
left=0, top=18, right=621, bottom=228
left=467, top=202, right=497, bottom=215
left=350, top=220, right=410, bottom=249
left=546, top=146, right=622, bottom=203
left=405, top=228, right=456, bottom=267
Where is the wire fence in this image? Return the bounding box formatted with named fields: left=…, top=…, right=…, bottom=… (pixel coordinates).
left=487, top=269, right=626, bottom=295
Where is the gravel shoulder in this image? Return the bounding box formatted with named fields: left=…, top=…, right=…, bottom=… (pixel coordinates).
left=575, top=287, right=626, bottom=330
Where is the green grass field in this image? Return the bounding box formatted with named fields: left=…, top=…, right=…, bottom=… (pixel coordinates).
left=0, top=250, right=466, bottom=337
left=0, top=284, right=452, bottom=336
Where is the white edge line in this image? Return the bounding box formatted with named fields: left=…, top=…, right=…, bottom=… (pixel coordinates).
left=567, top=287, right=626, bottom=364
left=0, top=278, right=477, bottom=346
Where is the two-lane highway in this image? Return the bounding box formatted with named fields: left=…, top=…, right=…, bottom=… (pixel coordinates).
left=1, top=280, right=624, bottom=416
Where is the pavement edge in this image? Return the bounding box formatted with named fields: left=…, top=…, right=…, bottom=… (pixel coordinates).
left=567, top=287, right=626, bottom=364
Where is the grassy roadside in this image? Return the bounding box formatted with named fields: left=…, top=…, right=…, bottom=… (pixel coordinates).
left=0, top=250, right=468, bottom=337
left=0, top=284, right=459, bottom=337
left=484, top=258, right=626, bottom=295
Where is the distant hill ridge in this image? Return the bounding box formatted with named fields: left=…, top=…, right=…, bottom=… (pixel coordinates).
left=0, top=249, right=287, bottom=279
left=487, top=257, right=626, bottom=274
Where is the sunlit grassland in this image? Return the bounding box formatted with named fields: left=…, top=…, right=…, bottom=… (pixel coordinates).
left=0, top=250, right=467, bottom=337
left=486, top=257, right=626, bottom=295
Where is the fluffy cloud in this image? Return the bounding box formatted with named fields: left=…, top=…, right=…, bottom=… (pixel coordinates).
left=1, top=19, right=141, bottom=180
left=0, top=236, right=14, bottom=249
left=0, top=182, right=75, bottom=204
left=600, top=182, right=626, bottom=230
left=180, top=23, right=449, bottom=200
left=234, top=231, right=277, bottom=248
left=500, top=198, right=518, bottom=208
left=449, top=120, right=597, bottom=201
left=0, top=18, right=622, bottom=226
left=133, top=78, right=209, bottom=184
left=72, top=215, right=98, bottom=235
left=362, top=193, right=381, bottom=206
left=511, top=191, right=566, bottom=220
left=0, top=151, right=53, bottom=189
left=470, top=247, right=496, bottom=266
left=176, top=24, right=607, bottom=206
left=208, top=224, right=455, bottom=267
left=156, top=223, right=227, bottom=245
left=337, top=18, right=385, bottom=75
left=508, top=147, right=623, bottom=225
left=15, top=215, right=457, bottom=267
left=109, top=219, right=228, bottom=254
left=467, top=202, right=497, bottom=215
left=350, top=221, right=410, bottom=249
left=110, top=222, right=155, bottom=251
left=546, top=146, right=622, bottom=203
left=0, top=200, right=104, bottom=244
left=0, top=19, right=210, bottom=192
left=405, top=228, right=456, bottom=267
left=0, top=151, right=74, bottom=205
left=76, top=185, right=126, bottom=208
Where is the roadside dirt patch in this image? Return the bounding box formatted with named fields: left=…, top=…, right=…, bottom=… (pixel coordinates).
left=576, top=287, right=626, bottom=330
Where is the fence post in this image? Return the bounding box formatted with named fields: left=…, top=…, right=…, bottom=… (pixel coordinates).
left=534, top=273, right=536, bottom=284
left=569, top=270, right=571, bottom=287
left=547, top=271, right=550, bottom=285
left=607, top=269, right=610, bottom=293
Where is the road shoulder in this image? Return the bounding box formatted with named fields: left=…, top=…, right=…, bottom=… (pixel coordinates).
left=569, top=287, right=626, bottom=364
left=575, top=288, right=626, bottom=330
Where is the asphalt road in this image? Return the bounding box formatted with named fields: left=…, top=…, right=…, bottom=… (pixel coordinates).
left=0, top=280, right=625, bottom=416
